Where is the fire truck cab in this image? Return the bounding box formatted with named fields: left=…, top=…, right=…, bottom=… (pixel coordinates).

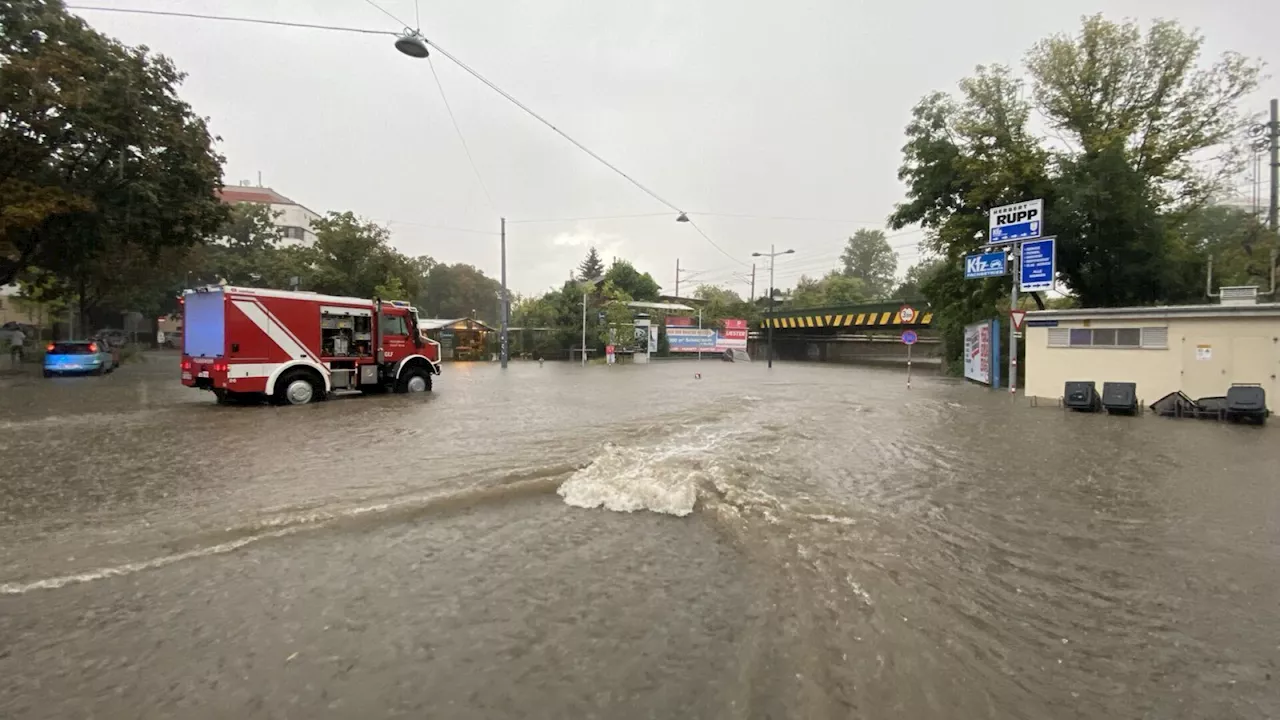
left=180, top=286, right=440, bottom=405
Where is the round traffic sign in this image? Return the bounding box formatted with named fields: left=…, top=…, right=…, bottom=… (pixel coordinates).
left=900, top=305, right=917, bottom=323
left=901, top=330, right=918, bottom=345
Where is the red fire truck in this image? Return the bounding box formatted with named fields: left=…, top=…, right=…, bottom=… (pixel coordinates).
left=180, top=286, right=440, bottom=405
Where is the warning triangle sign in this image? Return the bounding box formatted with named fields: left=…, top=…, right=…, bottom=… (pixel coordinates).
left=1010, top=309, right=1027, bottom=331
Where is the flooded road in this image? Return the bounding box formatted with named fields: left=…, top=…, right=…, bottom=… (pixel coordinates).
left=1, top=353, right=1277, bottom=719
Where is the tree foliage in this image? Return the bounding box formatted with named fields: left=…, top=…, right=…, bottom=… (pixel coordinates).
left=1, top=0, right=227, bottom=286
left=894, top=258, right=944, bottom=300
left=840, top=229, right=897, bottom=298
left=419, top=262, right=503, bottom=323
left=888, top=15, right=1264, bottom=368
left=578, top=246, right=605, bottom=281
left=602, top=260, right=660, bottom=301
left=693, top=284, right=758, bottom=324
left=786, top=272, right=871, bottom=309
left=597, top=280, right=634, bottom=347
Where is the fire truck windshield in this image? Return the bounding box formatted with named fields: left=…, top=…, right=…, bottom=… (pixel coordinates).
left=408, top=309, right=424, bottom=347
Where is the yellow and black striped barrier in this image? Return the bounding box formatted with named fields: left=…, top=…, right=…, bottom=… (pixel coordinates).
left=760, top=310, right=933, bottom=330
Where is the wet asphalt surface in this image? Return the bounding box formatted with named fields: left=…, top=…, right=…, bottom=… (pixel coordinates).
left=1, top=352, right=1278, bottom=719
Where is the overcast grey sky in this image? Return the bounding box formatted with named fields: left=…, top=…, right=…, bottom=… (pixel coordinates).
left=74, top=0, right=1279, bottom=297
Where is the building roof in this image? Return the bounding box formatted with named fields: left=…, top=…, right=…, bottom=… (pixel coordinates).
left=217, top=186, right=299, bottom=206
left=1027, top=302, right=1280, bottom=321
left=626, top=301, right=695, bottom=312
left=418, top=318, right=494, bottom=331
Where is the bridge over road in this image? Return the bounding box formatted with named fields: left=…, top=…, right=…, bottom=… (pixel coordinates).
left=751, top=301, right=940, bottom=365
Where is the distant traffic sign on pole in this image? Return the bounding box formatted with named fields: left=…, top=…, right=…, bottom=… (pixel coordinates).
left=988, top=199, right=1043, bottom=244
left=1010, top=309, right=1027, bottom=332
left=901, top=329, right=917, bottom=390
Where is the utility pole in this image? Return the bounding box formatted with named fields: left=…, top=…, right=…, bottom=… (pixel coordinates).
left=1269, top=98, right=1278, bottom=233
left=749, top=263, right=756, bottom=302
left=752, top=246, right=795, bottom=368
left=675, top=258, right=680, bottom=298
left=1009, top=245, right=1020, bottom=395
left=500, top=217, right=509, bottom=369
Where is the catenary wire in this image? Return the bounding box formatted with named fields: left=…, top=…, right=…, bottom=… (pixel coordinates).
left=687, top=219, right=750, bottom=267
left=361, top=0, right=409, bottom=28
left=66, top=6, right=396, bottom=35
left=427, top=56, right=497, bottom=213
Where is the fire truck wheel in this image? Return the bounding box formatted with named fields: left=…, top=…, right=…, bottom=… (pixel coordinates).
left=276, top=370, right=321, bottom=405
left=397, top=367, right=431, bottom=394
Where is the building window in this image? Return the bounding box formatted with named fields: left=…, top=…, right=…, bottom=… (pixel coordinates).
left=282, top=226, right=306, bottom=240
left=1048, top=326, right=1167, bottom=349
left=1116, top=328, right=1141, bottom=347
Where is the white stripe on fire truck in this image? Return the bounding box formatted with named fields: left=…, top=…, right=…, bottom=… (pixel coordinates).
left=249, top=299, right=323, bottom=366
left=231, top=299, right=323, bottom=368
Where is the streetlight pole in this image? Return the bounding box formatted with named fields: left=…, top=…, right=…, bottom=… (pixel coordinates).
left=500, top=217, right=508, bottom=369
left=579, top=275, right=603, bottom=367
left=752, top=245, right=794, bottom=368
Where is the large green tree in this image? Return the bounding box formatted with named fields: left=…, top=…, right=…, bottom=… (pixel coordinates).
left=602, top=260, right=660, bottom=301
left=1, top=0, right=227, bottom=286
left=786, top=272, right=870, bottom=309
left=578, top=246, right=605, bottom=281
left=188, top=202, right=286, bottom=287
left=306, top=212, right=420, bottom=301
left=894, top=258, right=944, bottom=300
left=419, top=262, right=502, bottom=323
left=840, top=229, right=897, bottom=298
left=692, top=284, right=758, bottom=324
left=889, top=15, right=1262, bottom=367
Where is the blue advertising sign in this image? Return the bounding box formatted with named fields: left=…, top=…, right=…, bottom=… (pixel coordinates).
left=1019, top=237, right=1056, bottom=292
left=989, top=199, right=1043, bottom=244
left=667, top=328, right=717, bottom=352
left=964, top=251, right=1007, bottom=279
left=901, top=330, right=918, bottom=345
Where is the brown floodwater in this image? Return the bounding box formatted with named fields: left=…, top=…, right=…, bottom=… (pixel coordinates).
left=1, top=353, right=1277, bottom=719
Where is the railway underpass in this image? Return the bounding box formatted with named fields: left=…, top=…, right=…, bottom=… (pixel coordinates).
left=750, top=301, right=941, bottom=365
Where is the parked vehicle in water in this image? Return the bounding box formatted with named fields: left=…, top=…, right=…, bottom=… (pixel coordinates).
left=94, top=328, right=129, bottom=348
left=180, top=286, right=441, bottom=405
left=43, top=341, right=115, bottom=377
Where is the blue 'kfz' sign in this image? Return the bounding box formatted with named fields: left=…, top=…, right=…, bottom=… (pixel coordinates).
left=1020, top=237, right=1056, bottom=292
left=964, top=251, right=1007, bottom=279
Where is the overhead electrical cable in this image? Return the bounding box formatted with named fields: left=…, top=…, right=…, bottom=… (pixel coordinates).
left=427, top=56, right=497, bottom=213
left=66, top=6, right=395, bottom=36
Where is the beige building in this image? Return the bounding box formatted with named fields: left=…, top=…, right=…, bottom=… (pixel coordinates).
left=216, top=184, right=321, bottom=246
left=1025, top=301, right=1280, bottom=411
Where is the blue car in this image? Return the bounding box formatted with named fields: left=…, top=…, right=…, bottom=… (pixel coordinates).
left=43, top=341, right=116, bottom=377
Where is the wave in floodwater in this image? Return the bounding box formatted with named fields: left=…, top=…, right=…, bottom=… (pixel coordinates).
left=556, top=424, right=755, bottom=517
